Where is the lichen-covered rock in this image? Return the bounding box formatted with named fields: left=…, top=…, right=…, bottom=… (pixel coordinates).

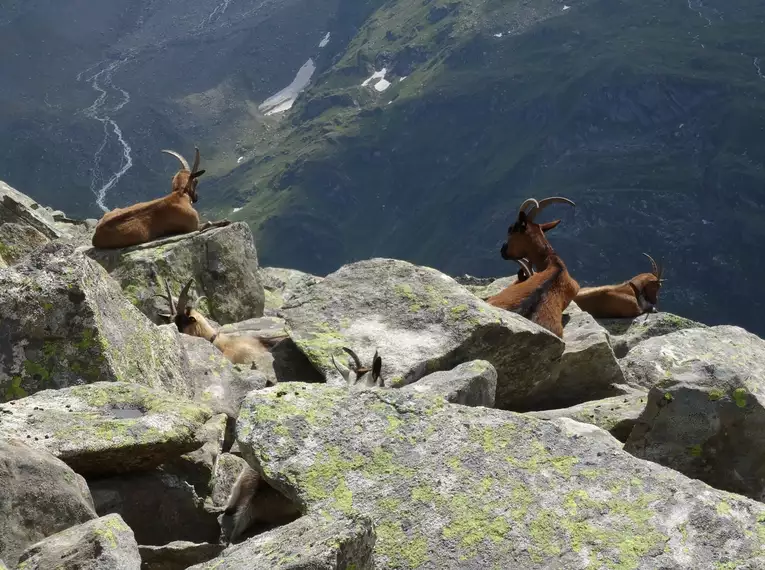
left=282, top=258, right=563, bottom=409
left=236, top=383, right=765, bottom=570
left=597, top=311, right=706, bottom=358
left=527, top=389, right=648, bottom=442
left=548, top=417, right=624, bottom=449
left=0, top=439, right=97, bottom=566
left=260, top=266, right=323, bottom=316
left=209, top=453, right=249, bottom=509
left=0, top=382, right=212, bottom=476
left=525, top=304, right=625, bottom=409
left=139, top=542, right=226, bottom=570
left=460, top=275, right=517, bottom=300
left=86, top=222, right=264, bottom=325
left=179, top=332, right=268, bottom=418
left=623, top=326, right=765, bottom=501
left=187, top=513, right=375, bottom=570
left=0, top=223, right=49, bottom=265
left=401, top=360, right=497, bottom=407
left=169, top=413, right=228, bottom=496
left=16, top=514, right=140, bottom=570
left=0, top=243, right=188, bottom=401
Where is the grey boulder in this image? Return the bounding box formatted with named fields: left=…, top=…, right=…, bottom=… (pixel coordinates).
left=0, top=382, right=212, bottom=476
left=260, top=266, right=323, bottom=315
left=0, top=222, right=49, bottom=265
left=597, top=311, right=706, bottom=358
left=139, top=542, right=226, bottom=570
left=86, top=222, right=265, bottom=325
left=401, top=360, right=497, bottom=407
left=16, top=514, right=140, bottom=570
left=188, top=513, right=375, bottom=570
left=0, top=243, right=187, bottom=401
left=282, top=258, right=563, bottom=409
left=236, top=383, right=765, bottom=569
left=0, top=439, right=97, bottom=566
left=624, top=326, right=765, bottom=501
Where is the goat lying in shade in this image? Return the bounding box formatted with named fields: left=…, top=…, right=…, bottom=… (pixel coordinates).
left=574, top=253, right=665, bottom=318
left=158, top=277, right=286, bottom=366
left=91, top=147, right=230, bottom=249
left=487, top=196, right=579, bottom=337
left=332, top=347, right=384, bottom=387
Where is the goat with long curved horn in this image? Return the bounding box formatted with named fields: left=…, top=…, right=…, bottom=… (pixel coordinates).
left=161, top=149, right=190, bottom=171
left=527, top=197, right=576, bottom=222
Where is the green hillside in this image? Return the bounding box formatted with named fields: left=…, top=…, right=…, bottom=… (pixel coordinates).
left=207, top=0, right=765, bottom=334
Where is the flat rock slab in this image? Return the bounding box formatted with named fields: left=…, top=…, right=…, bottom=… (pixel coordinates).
left=624, top=326, right=765, bottom=501
left=188, top=513, right=375, bottom=570
left=282, top=258, right=563, bottom=409
left=0, top=382, right=212, bottom=476
left=260, top=267, right=323, bottom=315
left=0, top=439, right=97, bottom=566
left=86, top=222, right=264, bottom=325
left=528, top=389, right=648, bottom=442
left=237, top=383, right=765, bottom=570
left=16, top=514, right=140, bottom=570
left=0, top=243, right=187, bottom=401
left=597, top=311, right=706, bottom=358
left=139, top=542, right=226, bottom=570
left=401, top=360, right=497, bottom=408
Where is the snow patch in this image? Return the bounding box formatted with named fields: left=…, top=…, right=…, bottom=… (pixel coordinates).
left=319, top=32, right=331, bottom=48
left=563, top=5, right=571, bottom=10
left=232, top=207, right=243, bottom=213
left=493, top=32, right=503, bottom=38
left=237, top=156, right=244, bottom=164
left=374, top=78, right=391, bottom=92
left=362, top=68, right=388, bottom=87
left=259, top=59, right=316, bottom=116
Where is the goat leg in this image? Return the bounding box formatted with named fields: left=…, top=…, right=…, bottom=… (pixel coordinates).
left=199, top=219, right=232, bottom=233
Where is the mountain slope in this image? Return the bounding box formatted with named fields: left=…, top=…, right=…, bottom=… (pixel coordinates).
left=209, top=0, right=765, bottom=334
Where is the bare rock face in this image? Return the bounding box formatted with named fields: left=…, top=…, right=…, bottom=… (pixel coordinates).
left=281, top=258, right=564, bottom=410
left=0, top=439, right=97, bottom=566
left=86, top=222, right=265, bottom=325
left=0, top=222, right=49, bottom=265
left=235, top=383, right=765, bottom=570
left=597, top=311, right=706, bottom=358
left=0, top=243, right=188, bottom=401
left=15, top=514, right=141, bottom=570
left=401, top=360, right=497, bottom=407
left=0, top=382, right=212, bottom=476
left=260, top=266, right=323, bottom=316
left=139, top=542, right=226, bottom=570
left=188, top=513, right=375, bottom=570
left=623, top=326, right=765, bottom=502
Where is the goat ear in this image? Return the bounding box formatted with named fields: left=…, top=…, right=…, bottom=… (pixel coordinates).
left=540, top=219, right=561, bottom=233
left=372, top=354, right=382, bottom=381
left=191, top=169, right=206, bottom=179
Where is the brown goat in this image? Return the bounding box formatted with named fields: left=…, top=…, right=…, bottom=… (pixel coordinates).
left=158, top=277, right=286, bottom=365
left=487, top=197, right=579, bottom=337
left=574, top=254, right=665, bottom=318
left=220, top=464, right=300, bottom=544
left=91, top=147, right=230, bottom=249
left=331, top=347, right=384, bottom=387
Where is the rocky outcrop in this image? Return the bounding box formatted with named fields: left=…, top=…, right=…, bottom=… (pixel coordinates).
left=0, top=243, right=188, bottom=401
left=188, top=514, right=375, bottom=570
left=0, top=439, right=97, bottom=566
left=623, top=326, right=765, bottom=502
left=597, top=311, right=706, bottom=358
left=401, top=360, right=497, bottom=407
left=236, top=383, right=765, bottom=569
left=16, top=514, right=141, bottom=570
left=282, top=258, right=564, bottom=409
left=0, top=223, right=49, bottom=265
left=528, top=389, right=648, bottom=442
left=260, top=266, right=323, bottom=315
left=86, top=222, right=265, bottom=325
left=0, top=382, right=212, bottom=476
left=139, top=542, right=226, bottom=570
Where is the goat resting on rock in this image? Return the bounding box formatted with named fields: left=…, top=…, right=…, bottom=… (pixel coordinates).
left=332, top=347, right=384, bottom=387
left=574, top=253, right=665, bottom=318
left=487, top=197, right=579, bottom=337
left=158, top=277, right=286, bottom=366
left=91, top=147, right=230, bottom=249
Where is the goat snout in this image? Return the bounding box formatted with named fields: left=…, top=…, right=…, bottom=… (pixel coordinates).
left=500, top=244, right=509, bottom=259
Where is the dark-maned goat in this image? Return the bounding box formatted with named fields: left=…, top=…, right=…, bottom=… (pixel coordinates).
left=91, top=147, right=230, bottom=249
left=331, top=347, right=384, bottom=387
left=574, top=253, right=665, bottom=318
left=487, top=197, right=579, bottom=337
left=158, top=278, right=286, bottom=365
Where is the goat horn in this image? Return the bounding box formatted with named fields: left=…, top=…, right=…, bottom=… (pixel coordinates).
left=518, top=198, right=539, bottom=217
left=527, top=197, right=576, bottom=222
left=516, top=258, right=534, bottom=277
left=176, top=278, right=195, bottom=314
left=190, top=147, right=201, bottom=174
left=161, top=149, right=190, bottom=171
left=163, top=277, right=176, bottom=316
left=643, top=253, right=659, bottom=277
left=341, top=347, right=363, bottom=371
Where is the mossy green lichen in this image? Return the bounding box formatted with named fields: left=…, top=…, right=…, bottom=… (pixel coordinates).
left=733, top=388, right=748, bottom=408
left=708, top=389, right=724, bottom=401
left=689, top=444, right=703, bottom=457
left=376, top=520, right=428, bottom=568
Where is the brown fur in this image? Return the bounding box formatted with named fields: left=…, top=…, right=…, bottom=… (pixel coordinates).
left=91, top=148, right=229, bottom=249
left=575, top=272, right=662, bottom=319
left=487, top=210, right=579, bottom=338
